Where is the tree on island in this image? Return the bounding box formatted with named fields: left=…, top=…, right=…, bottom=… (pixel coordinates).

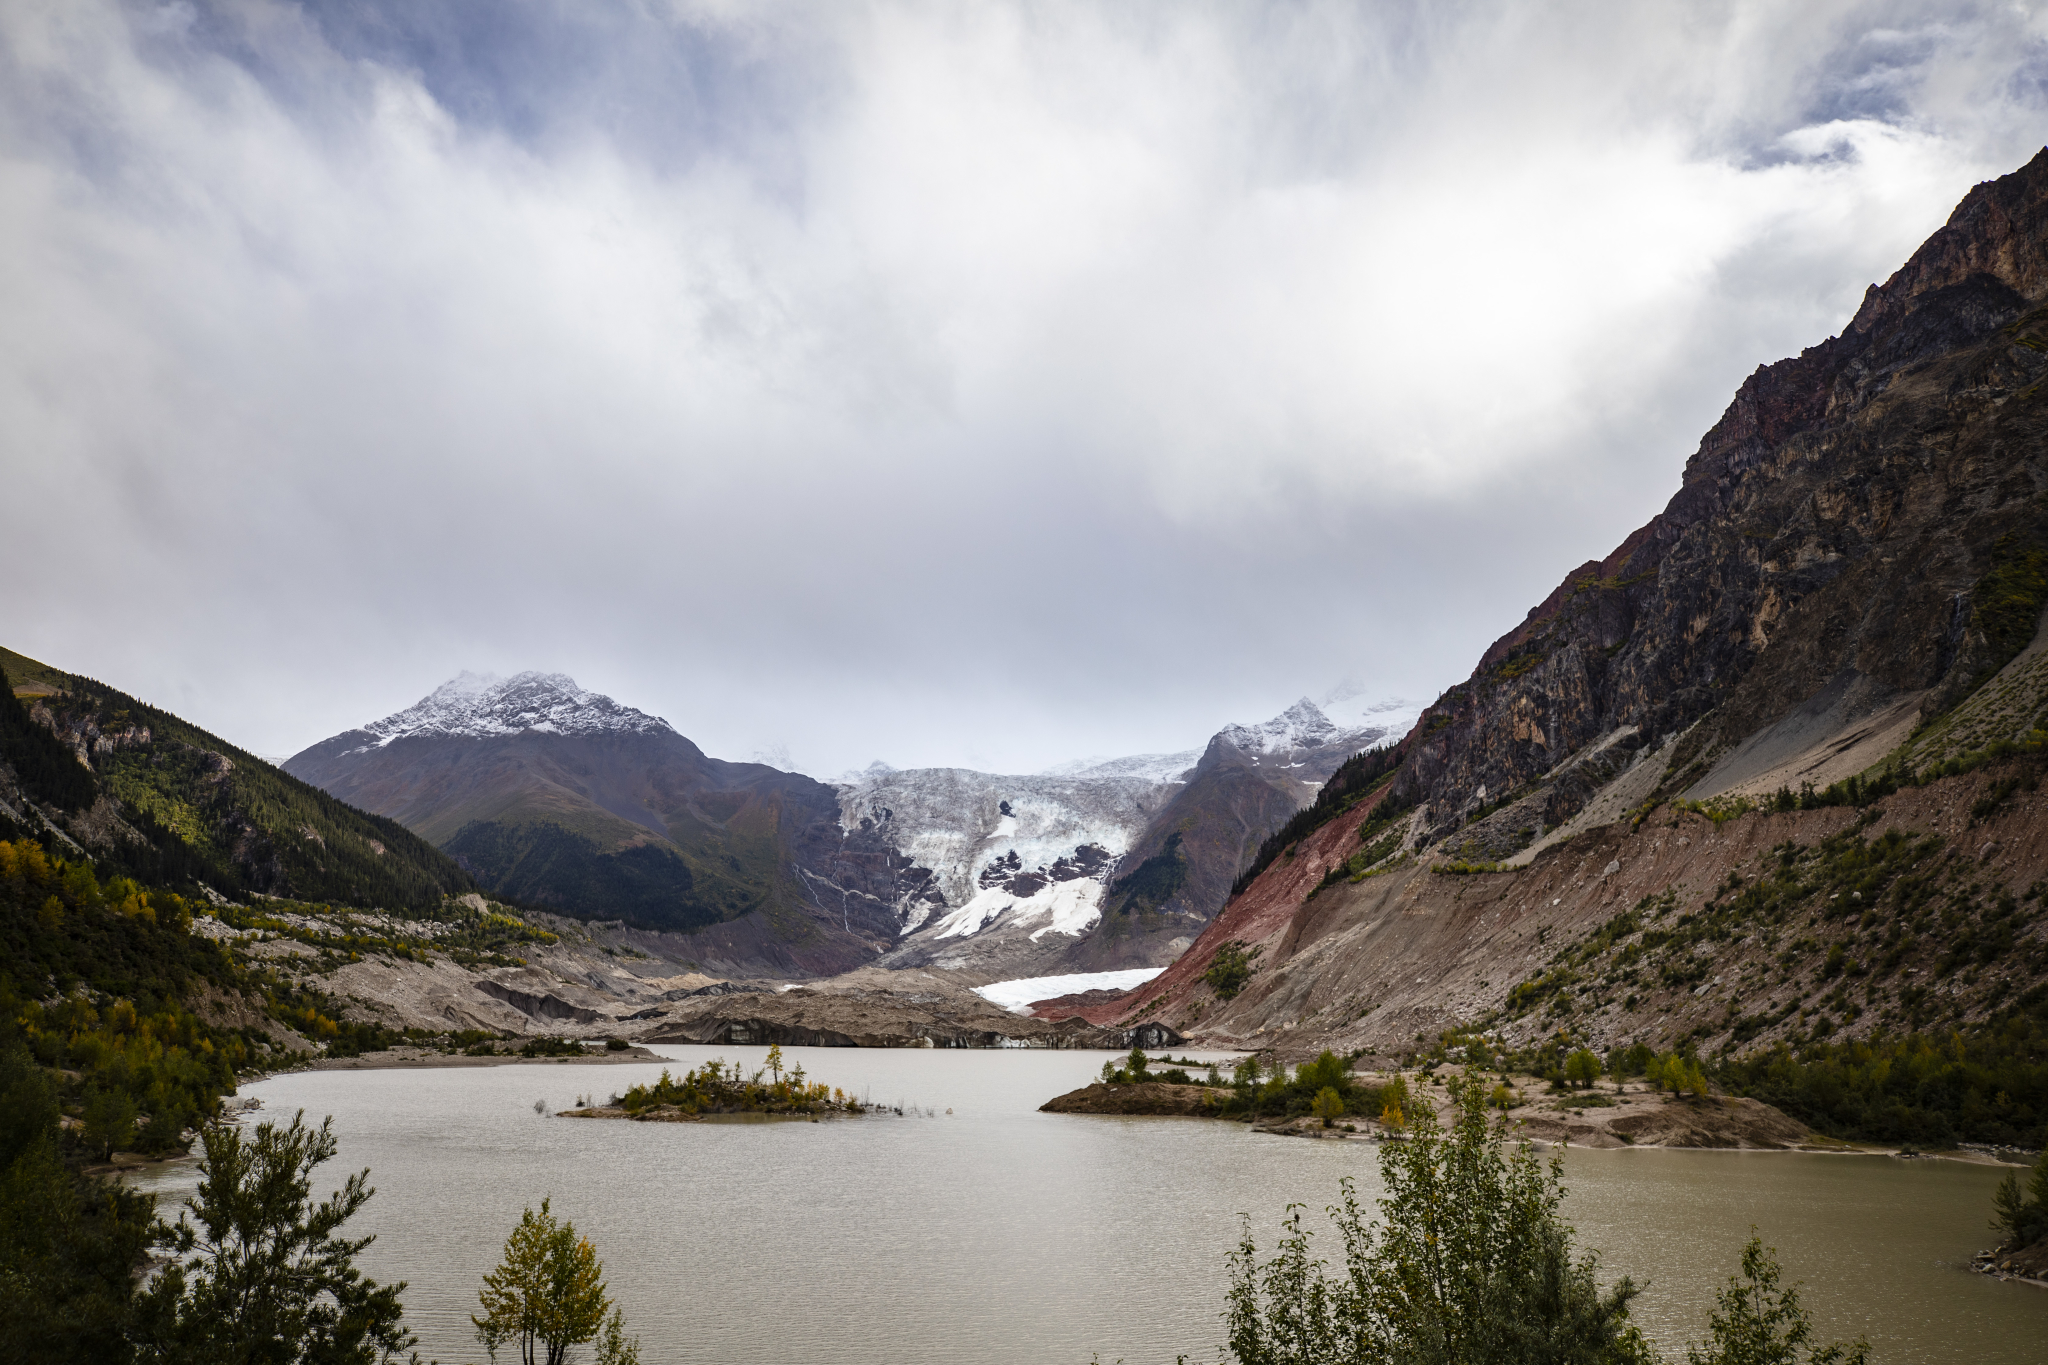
left=475, top=1199, right=638, bottom=1365
left=129, top=1110, right=415, bottom=1364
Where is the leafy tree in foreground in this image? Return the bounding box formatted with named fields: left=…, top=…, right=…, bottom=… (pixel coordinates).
left=130, top=1110, right=414, bottom=1365
left=1683, top=1236, right=1868, bottom=1365
left=475, top=1199, right=638, bottom=1365
left=1221, top=1072, right=1652, bottom=1365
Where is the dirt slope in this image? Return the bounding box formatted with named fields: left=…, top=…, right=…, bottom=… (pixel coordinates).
left=1073, top=765, right=2048, bottom=1060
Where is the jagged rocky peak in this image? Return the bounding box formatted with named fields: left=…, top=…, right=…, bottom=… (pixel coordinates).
left=352, top=670, right=674, bottom=749
left=1217, top=697, right=1339, bottom=754
left=1214, top=693, right=1421, bottom=764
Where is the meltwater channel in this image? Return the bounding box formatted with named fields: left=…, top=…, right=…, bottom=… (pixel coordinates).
left=129, top=1046, right=2048, bottom=1364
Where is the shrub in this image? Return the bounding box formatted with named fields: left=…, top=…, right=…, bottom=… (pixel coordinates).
left=1205, top=941, right=1262, bottom=1000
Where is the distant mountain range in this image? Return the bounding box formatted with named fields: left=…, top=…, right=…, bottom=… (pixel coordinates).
left=281, top=672, right=1414, bottom=977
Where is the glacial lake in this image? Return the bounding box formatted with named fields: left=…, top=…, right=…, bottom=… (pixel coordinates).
left=129, top=1046, right=2047, bottom=1364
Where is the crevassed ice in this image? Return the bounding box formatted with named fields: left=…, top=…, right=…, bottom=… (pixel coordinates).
left=927, top=877, right=1105, bottom=943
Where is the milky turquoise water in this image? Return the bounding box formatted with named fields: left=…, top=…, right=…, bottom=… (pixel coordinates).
left=129, top=1047, right=2047, bottom=1364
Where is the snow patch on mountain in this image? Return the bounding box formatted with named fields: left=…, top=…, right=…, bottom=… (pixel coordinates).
left=840, top=691, right=1415, bottom=954
left=1216, top=697, right=1342, bottom=755
left=1318, top=684, right=1422, bottom=741
left=929, top=875, right=1105, bottom=943
left=1036, top=751, right=1200, bottom=782
left=837, top=768, right=1167, bottom=931
left=347, top=671, right=673, bottom=752
left=975, top=967, right=1165, bottom=1014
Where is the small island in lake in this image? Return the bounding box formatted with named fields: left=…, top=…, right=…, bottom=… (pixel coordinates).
left=561, top=1047, right=865, bottom=1122
left=1042, top=1048, right=1826, bottom=1150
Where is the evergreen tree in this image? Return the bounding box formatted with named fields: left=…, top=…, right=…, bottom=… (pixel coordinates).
left=0, top=1041, right=155, bottom=1364
left=130, top=1111, right=414, bottom=1365
left=1991, top=1148, right=2048, bottom=1249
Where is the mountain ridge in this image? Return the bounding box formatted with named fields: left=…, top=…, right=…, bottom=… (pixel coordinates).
left=1065, top=148, right=2048, bottom=1066
left=1, top=646, right=473, bottom=910
left=286, top=672, right=1413, bottom=979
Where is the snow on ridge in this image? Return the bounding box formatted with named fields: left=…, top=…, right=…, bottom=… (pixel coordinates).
left=352, top=670, right=674, bottom=749
left=1037, top=750, right=1200, bottom=782
left=1318, top=685, right=1423, bottom=739
left=1216, top=697, right=1341, bottom=755
left=929, top=876, right=1106, bottom=945
left=974, top=967, right=1166, bottom=1015
left=1216, top=693, right=1422, bottom=761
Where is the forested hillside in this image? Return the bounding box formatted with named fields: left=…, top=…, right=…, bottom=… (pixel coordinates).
left=2, top=646, right=472, bottom=909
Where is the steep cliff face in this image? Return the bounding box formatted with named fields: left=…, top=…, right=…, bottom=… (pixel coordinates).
left=1395, top=150, right=2048, bottom=846
left=1063, top=151, right=2048, bottom=1059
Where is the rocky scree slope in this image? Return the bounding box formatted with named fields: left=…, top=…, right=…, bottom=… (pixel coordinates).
left=1061, top=151, right=2048, bottom=1062
left=1064, top=770, right=2048, bottom=1068
left=285, top=673, right=922, bottom=976
left=1, top=646, right=470, bottom=909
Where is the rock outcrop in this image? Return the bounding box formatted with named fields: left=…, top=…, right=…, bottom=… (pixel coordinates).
left=1388, top=149, right=2048, bottom=850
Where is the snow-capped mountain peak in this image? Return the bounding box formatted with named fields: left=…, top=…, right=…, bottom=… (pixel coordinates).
left=1216, top=697, right=1341, bottom=756
left=353, top=671, right=674, bottom=748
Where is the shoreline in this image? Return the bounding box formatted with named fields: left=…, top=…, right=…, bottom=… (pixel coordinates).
left=1040, top=1080, right=2040, bottom=1165
left=300, top=1044, right=667, bottom=1071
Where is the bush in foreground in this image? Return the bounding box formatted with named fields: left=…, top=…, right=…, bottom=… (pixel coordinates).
left=1210, top=1071, right=1869, bottom=1365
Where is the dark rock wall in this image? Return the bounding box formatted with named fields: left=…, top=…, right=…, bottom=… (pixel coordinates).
left=1399, top=149, right=2048, bottom=839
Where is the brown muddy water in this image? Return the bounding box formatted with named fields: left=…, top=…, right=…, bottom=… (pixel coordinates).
left=128, top=1046, right=2046, bottom=1364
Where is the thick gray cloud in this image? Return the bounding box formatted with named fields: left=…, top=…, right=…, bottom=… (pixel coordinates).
left=4, top=0, right=2046, bottom=775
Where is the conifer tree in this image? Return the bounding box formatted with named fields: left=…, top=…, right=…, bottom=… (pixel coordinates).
left=130, top=1111, right=413, bottom=1364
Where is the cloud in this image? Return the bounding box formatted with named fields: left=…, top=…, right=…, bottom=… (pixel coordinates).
left=3, top=0, right=2045, bottom=775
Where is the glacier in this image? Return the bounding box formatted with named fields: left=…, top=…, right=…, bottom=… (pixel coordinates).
left=974, top=967, right=1167, bottom=1015
left=841, top=693, right=1418, bottom=965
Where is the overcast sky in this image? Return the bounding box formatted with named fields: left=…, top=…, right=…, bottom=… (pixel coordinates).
left=5, top=1, right=2047, bottom=777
